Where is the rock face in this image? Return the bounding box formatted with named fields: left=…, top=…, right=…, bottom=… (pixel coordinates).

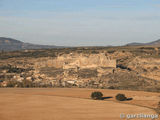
left=33, top=53, right=116, bottom=88
left=35, top=53, right=116, bottom=69
left=128, top=57, right=160, bottom=81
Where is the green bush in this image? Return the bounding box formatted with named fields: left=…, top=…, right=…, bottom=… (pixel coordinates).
left=116, top=93, right=127, bottom=101
left=91, top=91, right=103, bottom=100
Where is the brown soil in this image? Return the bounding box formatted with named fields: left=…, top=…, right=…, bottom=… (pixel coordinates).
left=0, top=88, right=159, bottom=120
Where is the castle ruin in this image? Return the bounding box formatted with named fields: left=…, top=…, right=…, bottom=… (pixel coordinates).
left=35, top=53, right=117, bottom=69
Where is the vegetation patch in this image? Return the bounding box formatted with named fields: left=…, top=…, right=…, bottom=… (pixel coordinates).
left=40, top=67, right=63, bottom=77
left=78, top=69, right=98, bottom=78
left=91, top=91, right=103, bottom=100
left=116, top=93, right=127, bottom=101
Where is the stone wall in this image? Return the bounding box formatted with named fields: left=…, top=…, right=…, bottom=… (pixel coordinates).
left=35, top=53, right=117, bottom=69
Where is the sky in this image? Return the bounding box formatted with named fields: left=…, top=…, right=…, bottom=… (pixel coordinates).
left=0, top=0, right=160, bottom=46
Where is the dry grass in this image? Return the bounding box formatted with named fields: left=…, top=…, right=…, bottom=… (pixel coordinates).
left=0, top=88, right=159, bottom=120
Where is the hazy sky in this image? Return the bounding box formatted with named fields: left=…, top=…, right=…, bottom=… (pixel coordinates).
left=0, top=0, right=160, bottom=46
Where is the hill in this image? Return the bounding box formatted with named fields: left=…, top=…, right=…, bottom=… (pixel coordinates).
left=1, top=45, right=160, bottom=92
left=126, top=39, right=160, bottom=46
left=0, top=37, right=61, bottom=51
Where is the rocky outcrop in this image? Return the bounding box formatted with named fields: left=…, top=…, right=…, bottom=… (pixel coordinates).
left=128, top=57, right=160, bottom=81
left=35, top=53, right=116, bottom=69
left=33, top=53, right=116, bottom=87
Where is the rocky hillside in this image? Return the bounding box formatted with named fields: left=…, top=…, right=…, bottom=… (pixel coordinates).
left=0, top=37, right=61, bottom=51
left=0, top=46, right=160, bottom=92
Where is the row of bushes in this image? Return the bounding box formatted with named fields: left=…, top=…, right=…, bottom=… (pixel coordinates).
left=91, top=91, right=127, bottom=101
left=0, top=80, right=55, bottom=88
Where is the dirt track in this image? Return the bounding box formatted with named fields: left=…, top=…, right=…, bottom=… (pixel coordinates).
left=0, top=88, right=158, bottom=120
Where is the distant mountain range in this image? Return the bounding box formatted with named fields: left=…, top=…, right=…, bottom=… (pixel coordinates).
left=126, top=39, right=160, bottom=46
left=0, top=37, right=63, bottom=51
left=0, top=37, right=160, bottom=51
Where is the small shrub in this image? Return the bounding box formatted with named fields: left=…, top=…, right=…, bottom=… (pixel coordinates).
left=116, top=93, right=127, bottom=101
left=91, top=50, right=99, bottom=54
left=108, top=86, right=115, bottom=89
left=107, top=50, right=115, bottom=53
left=91, top=91, right=103, bottom=100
